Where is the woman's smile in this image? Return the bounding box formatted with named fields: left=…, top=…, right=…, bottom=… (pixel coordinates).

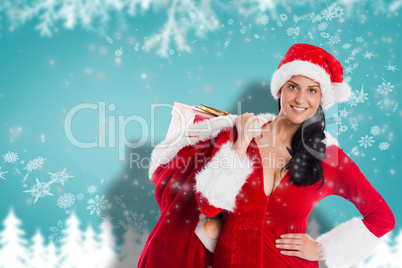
left=290, top=104, right=308, bottom=113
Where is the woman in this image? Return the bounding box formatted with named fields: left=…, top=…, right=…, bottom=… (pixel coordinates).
left=139, top=44, right=395, bottom=267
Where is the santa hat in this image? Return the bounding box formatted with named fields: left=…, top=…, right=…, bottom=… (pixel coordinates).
left=270, top=43, right=351, bottom=109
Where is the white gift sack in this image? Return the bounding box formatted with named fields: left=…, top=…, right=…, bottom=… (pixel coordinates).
left=165, top=102, right=214, bottom=141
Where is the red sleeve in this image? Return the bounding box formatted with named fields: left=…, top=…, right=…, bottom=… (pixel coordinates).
left=150, top=129, right=225, bottom=217
left=195, top=191, right=224, bottom=217
left=325, top=145, right=396, bottom=238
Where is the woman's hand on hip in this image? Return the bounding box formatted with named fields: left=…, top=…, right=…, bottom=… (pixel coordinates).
left=275, top=233, right=325, bottom=261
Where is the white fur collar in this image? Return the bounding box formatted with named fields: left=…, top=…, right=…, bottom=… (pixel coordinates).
left=148, top=112, right=339, bottom=180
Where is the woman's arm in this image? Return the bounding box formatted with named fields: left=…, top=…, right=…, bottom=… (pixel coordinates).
left=316, top=145, right=396, bottom=267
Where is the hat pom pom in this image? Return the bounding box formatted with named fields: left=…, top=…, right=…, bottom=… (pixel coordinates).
left=332, top=83, right=352, bottom=103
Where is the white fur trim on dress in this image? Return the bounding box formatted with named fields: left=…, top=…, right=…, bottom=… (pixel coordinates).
left=194, top=213, right=218, bottom=253
left=270, top=60, right=352, bottom=109
left=316, top=217, right=381, bottom=268
left=193, top=140, right=254, bottom=212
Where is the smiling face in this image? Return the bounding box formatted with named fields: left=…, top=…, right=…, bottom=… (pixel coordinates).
left=277, top=75, right=322, bottom=125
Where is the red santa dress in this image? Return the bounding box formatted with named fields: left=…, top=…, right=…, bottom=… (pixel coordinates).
left=139, top=112, right=395, bottom=268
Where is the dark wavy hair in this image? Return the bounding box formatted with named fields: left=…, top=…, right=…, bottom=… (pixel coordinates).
left=278, top=98, right=328, bottom=190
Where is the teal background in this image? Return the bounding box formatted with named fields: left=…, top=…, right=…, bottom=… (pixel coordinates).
left=0, top=0, right=400, bottom=247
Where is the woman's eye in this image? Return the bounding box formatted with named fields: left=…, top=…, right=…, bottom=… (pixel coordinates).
left=309, top=88, right=317, bottom=93
left=289, top=85, right=297, bottom=90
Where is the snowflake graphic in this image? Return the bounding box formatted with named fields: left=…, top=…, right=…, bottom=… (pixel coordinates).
left=279, top=13, right=288, bottom=21
left=376, top=80, right=394, bottom=95
left=57, top=193, right=76, bottom=209
left=48, top=168, right=75, bottom=185
left=378, top=142, right=390, bottom=151
left=339, top=125, right=348, bottom=133
left=227, top=18, right=234, bottom=25
left=351, top=48, right=360, bottom=55
left=115, top=46, right=123, bottom=57
left=355, top=36, right=364, bottom=42
left=0, top=167, right=8, bottom=180
left=23, top=178, right=54, bottom=203
left=334, top=6, right=344, bottom=17
left=332, top=113, right=342, bottom=125
left=77, top=193, right=84, bottom=200
left=349, top=118, right=358, bottom=132
left=106, top=37, right=113, bottom=44
left=329, top=35, right=341, bottom=45
left=342, top=43, right=352, bottom=49
left=339, top=108, right=349, bottom=118
left=393, top=102, right=399, bottom=113
left=181, top=16, right=189, bottom=26
left=312, top=14, right=322, bottom=23
left=363, top=51, right=375, bottom=59
left=87, top=185, right=97, bottom=194
left=320, top=32, right=330, bottom=39
left=348, top=85, right=367, bottom=107
left=385, top=64, right=399, bottom=72
left=359, top=135, right=374, bottom=148
left=344, top=65, right=355, bottom=74
left=286, top=26, right=299, bottom=36
left=116, top=210, right=148, bottom=234
left=286, top=27, right=294, bottom=36
left=350, top=146, right=360, bottom=156
left=318, top=22, right=328, bottom=31
left=114, top=194, right=127, bottom=208
left=133, top=42, right=140, bottom=51
left=87, top=195, right=108, bottom=216
left=307, top=31, right=313, bottom=39
left=370, top=125, right=381, bottom=136
left=3, top=151, right=19, bottom=164
left=321, top=4, right=338, bottom=21
left=294, top=27, right=300, bottom=36
left=24, top=156, right=46, bottom=172
left=258, top=14, right=269, bottom=26
left=357, top=86, right=368, bottom=101
left=48, top=220, right=66, bottom=245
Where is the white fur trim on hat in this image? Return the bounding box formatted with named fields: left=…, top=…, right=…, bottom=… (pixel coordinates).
left=332, top=82, right=352, bottom=103
left=316, top=217, right=381, bottom=268
left=270, top=60, right=351, bottom=109
left=193, top=140, right=254, bottom=212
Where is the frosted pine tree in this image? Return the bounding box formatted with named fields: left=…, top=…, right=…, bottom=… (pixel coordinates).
left=58, top=210, right=85, bottom=268
left=96, top=216, right=118, bottom=268
left=392, top=227, right=402, bottom=265
left=28, top=228, right=47, bottom=268
left=0, top=207, right=29, bottom=267
left=44, top=240, right=59, bottom=268
left=306, top=215, right=320, bottom=239
left=364, top=231, right=394, bottom=267
left=81, top=223, right=99, bottom=267
left=117, top=226, right=147, bottom=267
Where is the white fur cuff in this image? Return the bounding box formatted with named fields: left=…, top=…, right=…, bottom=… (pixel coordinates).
left=194, top=213, right=218, bottom=253
left=194, top=140, right=254, bottom=212
left=316, top=217, right=381, bottom=268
